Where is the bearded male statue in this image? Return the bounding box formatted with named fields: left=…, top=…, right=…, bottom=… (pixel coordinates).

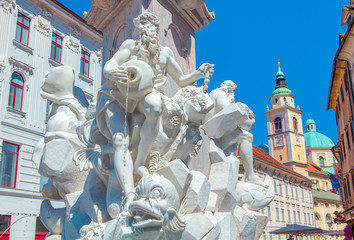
left=91, top=12, right=214, bottom=216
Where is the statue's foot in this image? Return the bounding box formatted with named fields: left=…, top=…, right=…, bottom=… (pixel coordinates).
left=245, top=175, right=269, bottom=187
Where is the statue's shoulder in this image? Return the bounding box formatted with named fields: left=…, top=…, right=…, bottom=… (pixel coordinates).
left=120, top=39, right=136, bottom=49
left=161, top=46, right=174, bottom=57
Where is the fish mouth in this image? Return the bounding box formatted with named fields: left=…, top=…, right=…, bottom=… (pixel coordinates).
left=129, top=201, right=163, bottom=228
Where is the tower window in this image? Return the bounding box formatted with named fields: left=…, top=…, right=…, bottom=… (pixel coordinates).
left=274, top=117, right=282, bottom=132
left=275, top=98, right=278, bottom=104
left=319, top=156, right=324, bottom=167
left=293, top=117, right=298, bottom=133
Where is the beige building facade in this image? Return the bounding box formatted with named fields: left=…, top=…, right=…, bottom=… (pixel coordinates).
left=328, top=0, right=354, bottom=227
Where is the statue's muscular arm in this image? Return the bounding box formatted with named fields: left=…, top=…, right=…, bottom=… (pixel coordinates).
left=103, top=39, right=135, bottom=82
left=164, top=47, right=213, bottom=88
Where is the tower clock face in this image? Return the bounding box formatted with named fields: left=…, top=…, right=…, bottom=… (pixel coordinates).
left=275, top=135, right=284, bottom=147
left=295, top=136, right=301, bottom=146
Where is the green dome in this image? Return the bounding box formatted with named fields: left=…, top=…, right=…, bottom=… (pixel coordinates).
left=304, top=131, right=335, bottom=149
left=306, top=119, right=315, bottom=124
left=272, top=87, right=292, bottom=97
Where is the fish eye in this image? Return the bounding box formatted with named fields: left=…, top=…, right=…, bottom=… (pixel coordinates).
left=150, top=187, right=163, bottom=199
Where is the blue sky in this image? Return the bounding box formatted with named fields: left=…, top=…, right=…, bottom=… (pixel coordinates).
left=58, top=0, right=347, bottom=146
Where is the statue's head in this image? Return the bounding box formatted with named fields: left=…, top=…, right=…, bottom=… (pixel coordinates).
left=220, top=80, right=237, bottom=93
left=40, top=66, right=75, bottom=102
left=134, top=12, right=160, bottom=39
left=129, top=174, right=185, bottom=232
left=220, top=80, right=237, bottom=103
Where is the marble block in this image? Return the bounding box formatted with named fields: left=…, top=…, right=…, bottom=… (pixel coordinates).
left=206, top=191, right=219, bottom=213
left=156, top=159, right=192, bottom=199
left=209, top=139, right=227, bottom=164
left=209, top=161, right=237, bottom=212
left=188, top=132, right=211, bottom=177
left=203, top=103, right=248, bottom=139
left=233, top=206, right=267, bottom=240
left=181, top=213, right=214, bottom=240
left=184, top=170, right=211, bottom=213
left=214, top=212, right=239, bottom=240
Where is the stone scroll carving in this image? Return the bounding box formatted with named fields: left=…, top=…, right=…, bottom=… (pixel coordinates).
left=34, top=12, right=274, bottom=240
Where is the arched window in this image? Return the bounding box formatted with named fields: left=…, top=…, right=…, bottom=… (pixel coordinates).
left=319, top=156, right=325, bottom=167
left=315, top=213, right=321, bottom=221
left=293, top=117, right=298, bottom=133
left=8, top=73, right=24, bottom=111
left=274, top=117, right=282, bottom=132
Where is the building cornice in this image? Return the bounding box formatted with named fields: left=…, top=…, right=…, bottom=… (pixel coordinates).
left=265, top=105, right=302, bottom=115
left=85, top=0, right=214, bottom=32
left=32, top=0, right=103, bottom=44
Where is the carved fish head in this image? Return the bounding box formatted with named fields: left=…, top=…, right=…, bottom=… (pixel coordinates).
left=129, top=174, right=184, bottom=231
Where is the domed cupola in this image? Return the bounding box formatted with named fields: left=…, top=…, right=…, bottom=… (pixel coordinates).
left=305, top=118, right=316, bottom=132
left=272, top=61, right=292, bottom=97
left=304, top=118, right=335, bottom=149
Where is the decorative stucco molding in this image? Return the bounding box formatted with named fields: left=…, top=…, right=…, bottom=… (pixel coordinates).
left=8, top=57, right=33, bottom=80
left=34, top=15, right=52, bottom=36
left=1, top=0, right=16, bottom=14
left=66, top=35, right=81, bottom=53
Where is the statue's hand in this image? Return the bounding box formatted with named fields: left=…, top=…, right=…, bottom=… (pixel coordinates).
left=198, top=63, right=215, bottom=78
left=108, top=66, right=129, bottom=83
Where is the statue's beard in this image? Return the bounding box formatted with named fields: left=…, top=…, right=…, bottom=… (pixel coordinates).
left=225, top=91, right=235, bottom=103
left=138, top=31, right=160, bottom=64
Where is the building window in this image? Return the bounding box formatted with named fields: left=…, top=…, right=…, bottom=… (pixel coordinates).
left=0, top=215, right=10, bottom=239
left=45, top=100, right=52, bottom=121
left=276, top=207, right=280, bottom=221
left=302, top=189, right=304, bottom=201
left=304, top=212, right=307, bottom=224
left=293, top=117, right=298, bottom=133
left=319, top=156, right=325, bottom=167
left=274, top=117, right=282, bottom=132
left=8, top=72, right=24, bottom=111
left=281, top=208, right=285, bottom=222
left=263, top=232, right=266, bottom=240
left=35, top=217, right=49, bottom=239
left=80, top=50, right=90, bottom=77
left=0, top=142, right=19, bottom=187
left=293, top=210, right=297, bottom=223
left=295, top=187, right=298, bottom=200
left=291, top=185, right=294, bottom=199
left=274, top=180, right=277, bottom=195
left=298, top=211, right=301, bottom=224
left=267, top=206, right=271, bottom=220
left=51, top=33, right=62, bottom=62
left=307, top=213, right=311, bottom=225
left=279, top=182, right=282, bottom=195
left=15, top=13, right=30, bottom=46
left=288, top=209, right=291, bottom=222
left=315, top=213, right=321, bottom=221
left=285, top=184, right=289, bottom=197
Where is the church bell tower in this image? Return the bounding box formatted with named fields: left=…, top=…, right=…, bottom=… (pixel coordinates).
left=265, top=62, right=308, bottom=177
